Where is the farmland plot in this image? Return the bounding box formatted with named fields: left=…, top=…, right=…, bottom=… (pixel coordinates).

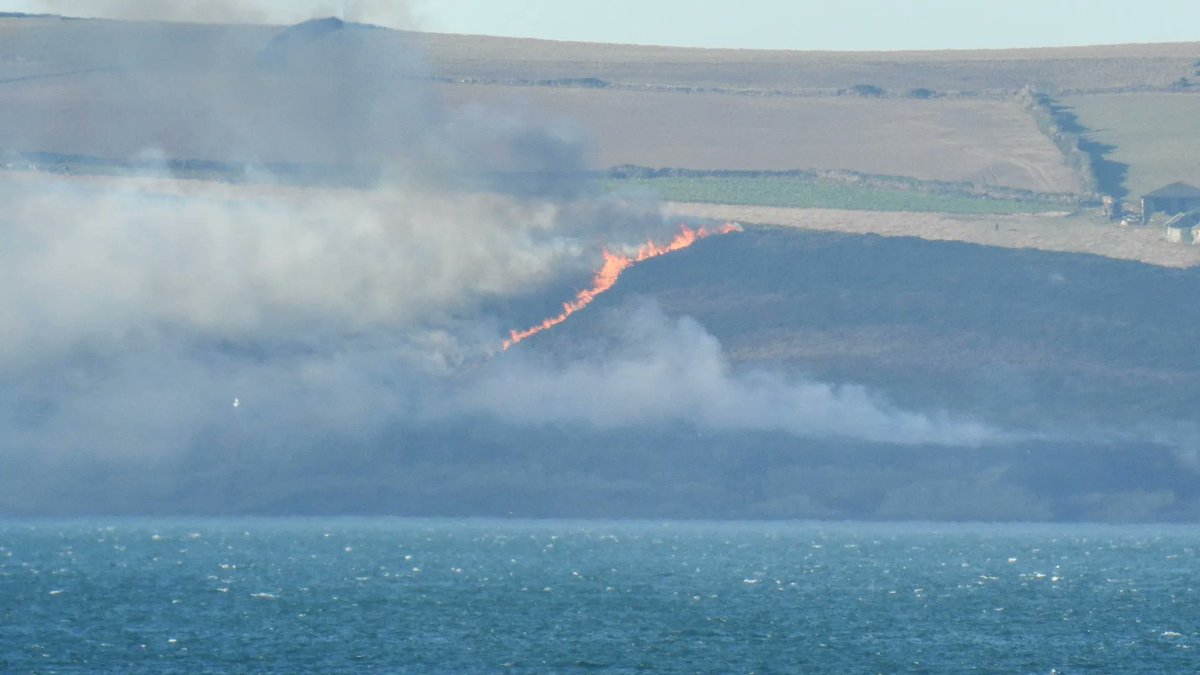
left=440, top=83, right=1082, bottom=193
left=1060, top=93, right=1200, bottom=198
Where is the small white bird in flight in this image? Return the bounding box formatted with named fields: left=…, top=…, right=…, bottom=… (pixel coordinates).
left=233, top=397, right=240, bottom=408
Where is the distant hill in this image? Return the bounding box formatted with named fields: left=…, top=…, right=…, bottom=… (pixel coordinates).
left=411, top=32, right=1199, bottom=95
left=2, top=15, right=1195, bottom=195
left=5, top=12, right=1196, bottom=95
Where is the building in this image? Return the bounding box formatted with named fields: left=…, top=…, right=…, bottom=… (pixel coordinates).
left=1141, top=182, right=1200, bottom=224
left=1164, top=211, right=1200, bottom=243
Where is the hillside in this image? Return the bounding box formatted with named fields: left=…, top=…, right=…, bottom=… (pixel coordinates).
left=0, top=15, right=1184, bottom=193
left=426, top=227, right=1200, bottom=522
left=20, top=227, right=1195, bottom=521
left=6, top=14, right=1193, bottom=95
left=4, top=14, right=1196, bottom=208
left=412, top=32, right=1200, bottom=95
left=2, top=15, right=1199, bottom=521
left=439, top=85, right=1077, bottom=192
left=520, top=227, right=1200, bottom=427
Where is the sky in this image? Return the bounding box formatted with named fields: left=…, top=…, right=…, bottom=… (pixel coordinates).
left=6, top=0, right=1200, bottom=51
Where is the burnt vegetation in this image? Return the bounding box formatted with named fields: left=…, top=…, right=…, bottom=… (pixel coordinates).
left=259, top=228, right=1200, bottom=523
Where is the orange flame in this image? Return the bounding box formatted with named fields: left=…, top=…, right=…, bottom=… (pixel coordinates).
left=502, top=222, right=741, bottom=350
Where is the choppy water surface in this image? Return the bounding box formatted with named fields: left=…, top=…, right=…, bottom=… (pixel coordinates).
left=2, top=518, right=1199, bottom=672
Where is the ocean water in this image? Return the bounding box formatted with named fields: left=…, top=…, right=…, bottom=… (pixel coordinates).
left=2, top=519, right=1198, bottom=673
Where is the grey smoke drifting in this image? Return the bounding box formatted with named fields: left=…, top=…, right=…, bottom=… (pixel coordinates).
left=0, top=14, right=644, bottom=504
left=459, top=301, right=999, bottom=447
left=0, top=175, right=582, bottom=368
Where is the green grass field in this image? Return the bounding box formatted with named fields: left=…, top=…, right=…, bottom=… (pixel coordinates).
left=611, top=175, right=1065, bottom=215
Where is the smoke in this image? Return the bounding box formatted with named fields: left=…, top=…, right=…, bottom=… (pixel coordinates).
left=0, top=13, right=660, bottom=501
left=459, top=301, right=1000, bottom=447
left=23, top=1, right=417, bottom=28
left=0, top=175, right=580, bottom=369
left=0, top=6, right=630, bottom=374
left=0, top=12, right=1007, bottom=516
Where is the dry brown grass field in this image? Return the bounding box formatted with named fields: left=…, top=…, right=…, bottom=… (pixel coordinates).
left=6, top=15, right=1200, bottom=262
left=1059, top=92, right=1200, bottom=198
left=417, top=32, right=1198, bottom=202
left=424, top=34, right=1200, bottom=238
left=666, top=202, right=1200, bottom=268
left=0, top=70, right=397, bottom=164
left=439, top=83, right=1080, bottom=192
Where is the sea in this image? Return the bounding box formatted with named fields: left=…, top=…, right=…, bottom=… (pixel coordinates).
left=2, top=518, right=1198, bottom=673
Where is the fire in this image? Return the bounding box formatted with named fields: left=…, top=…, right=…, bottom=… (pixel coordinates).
left=502, top=222, right=741, bottom=350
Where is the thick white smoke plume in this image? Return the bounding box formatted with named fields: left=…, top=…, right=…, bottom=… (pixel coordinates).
left=0, top=175, right=577, bottom=369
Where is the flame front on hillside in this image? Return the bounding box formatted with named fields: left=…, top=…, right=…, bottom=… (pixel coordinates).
left=501, top=222, right=741, bottom=350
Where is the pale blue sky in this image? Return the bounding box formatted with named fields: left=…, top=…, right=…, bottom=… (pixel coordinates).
left=7, top=0, right=1200, bottom=51
left=411, top=0, right=1200, bottom=51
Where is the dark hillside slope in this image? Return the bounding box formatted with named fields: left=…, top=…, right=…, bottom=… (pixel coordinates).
left=296, top=226, right=1200, bottom=524
left=564, top=227, right=1200, bottom=430
left=12, top=228, right=1200, bottom=521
